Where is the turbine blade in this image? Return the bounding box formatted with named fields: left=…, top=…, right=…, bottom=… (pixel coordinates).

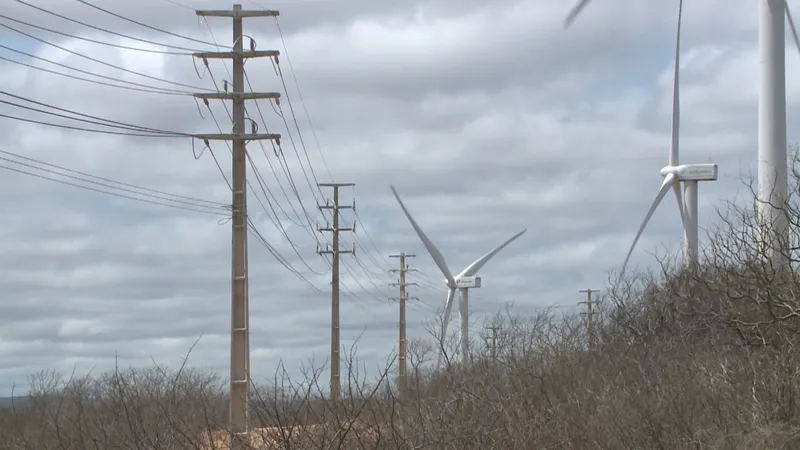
left=436, top=287, right=457, bottom=369
left=457, top=228, right=527, bottom=278
left=787, top=1, right=800, bottom=56
left=564, top=0, right=593, bottom=29
left=668, top=0, right=684, bottom=166
left=620, top=173, right=679, bottom=278
left=390, top=185, right=455, bottom=284
left=672, top=181, right=686, bottom=232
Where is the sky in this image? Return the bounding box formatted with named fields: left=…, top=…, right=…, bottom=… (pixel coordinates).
left=0, top=0, right=798, bottom=395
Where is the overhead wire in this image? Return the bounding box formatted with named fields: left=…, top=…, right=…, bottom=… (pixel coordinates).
left=0, top=113, right=185, bottom=137
left=0, top=14, right=194, bottom=55
left=244, top=69, right=321, bottom=238
left=192, top=27, right=326, bottom=278
left=0, top=45, right=192, bottom=95
left=3, top=0, right=329, bottom=289
left=0, top=148, right=224, bottom=208
left=73, top=0, right=221, bottom=47
left=0, top=150, right=229, bottom=215
left=17, top=0, right=389, bottom=301
left=11, top=0, right=207, bottom=52
left=254, top=32, right=396, bottom=303
left=196, top=9, right=323, bottom=251
left=267, top=20, right=396, bottom=282
left=0, top=90, right=194, bottom=136
left=0, top=21, right=213, bottom=92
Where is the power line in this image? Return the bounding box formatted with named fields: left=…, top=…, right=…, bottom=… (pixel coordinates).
left=75, top=0, right=221, bottom=47
left=0, top=155, right=227, bottom=215
left=0, top=112, right=185, bottom=137
left=0, top=21, right=213, bottom=92
left=11, top=0, right=206, bottom=52
left=0, top=148, right=224, bottom=208
left=0, top=91, right=194, bottom=136
left=0, top=52, right=190, bottom=96
left=0, top=14, right=193, bottom=55
left=159, top=0, right=195, bottom=11
left=273, top=17, right=333, bottom=180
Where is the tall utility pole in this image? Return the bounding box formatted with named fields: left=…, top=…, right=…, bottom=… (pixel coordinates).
left=317, top=183, right=355, bottom=403
left=578, top=288, right=600, bottom=351
left=758, top=0, right=789, bottom=268
left=484, top=325, right=503, bottom=362
left=389, top=253, right=417, bottom=396
left=194, top=5, right=280, bottom=448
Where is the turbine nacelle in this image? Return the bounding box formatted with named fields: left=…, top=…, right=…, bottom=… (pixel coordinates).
left=659, top=163, right=719, bottom=181
left=445, top=276, right=482, bottom=289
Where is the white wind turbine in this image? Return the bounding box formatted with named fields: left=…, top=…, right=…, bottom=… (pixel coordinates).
left=390, top=185, right=527, bottom=366
left=579, top=0, right=718, bottom=275
left=565, top=0, right=800, bottom=268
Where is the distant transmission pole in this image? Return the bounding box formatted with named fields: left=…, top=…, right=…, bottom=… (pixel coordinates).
left=484, top=325, right=503, bottom=362
left=193, top=4, right=280, bottom=448
left=389, top=253, right=417, bottom=396
left=317, top=183, right=355, bottom=403
left=578, top=288, right=600, bottom=351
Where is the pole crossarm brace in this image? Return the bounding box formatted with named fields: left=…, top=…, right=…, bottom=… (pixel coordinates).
left=194, top=92, right=281, bottom=100
left=319, top=204, right=353, bottom=210
left=193, top=50, right=280, bottom=59
left=197, top=9, right=279, bottom=18
left=193, top=133, right=281, bottom=141
left=318, top=226, right=355, bottom=232
left=317, top=248, right=355, bottom=255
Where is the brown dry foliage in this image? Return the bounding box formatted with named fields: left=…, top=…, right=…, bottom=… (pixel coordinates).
left=4, top=173, right=800, bottom=449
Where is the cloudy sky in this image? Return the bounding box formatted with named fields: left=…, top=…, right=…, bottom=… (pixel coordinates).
left=0, top=0, right=798, bottom=395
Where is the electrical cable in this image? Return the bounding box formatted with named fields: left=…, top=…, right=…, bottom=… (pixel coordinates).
left=0, top=14, right=193, bottom=56
left=247, top=219, right=323, bottom=292
left=0, top=153, right=225, bottom=211
left=74, top=0, right=221, bottom=48
left=0, top=45, right=193, bottom=95
left=194, top=52, right=326, bottom=276
left=273, top=17, right=333, bottom=180
left=244, top=69, right=320, bottom=238
left=0, top=155, right=228, bottom=216
left=0, top=22, right=213, bottom=92
left=12, top=0, right=207, bottom=52
left=0, top=91, right=194, bottom=136
left=0, top=53, right=189, bottom=96
left=159, top=0, right=194, bottom=11
left=0, top=113, right=185, bottom=137
left=0, top=148, right=225, bottom=208
left=270, top=22, right=395, bottom=275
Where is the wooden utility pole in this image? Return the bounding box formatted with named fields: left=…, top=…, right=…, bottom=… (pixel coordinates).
left=317, top=183, right=355, bottom=403
left=579, top=288, right=601, bottom=351
left=484, top=325, right=503, bottom=362
left=193, top=5, right=280, bottom=448
left=389, top=253, right=417, bottom=396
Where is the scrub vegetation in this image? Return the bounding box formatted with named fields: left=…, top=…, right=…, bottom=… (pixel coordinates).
left=2, top=176, right=800, bottom=449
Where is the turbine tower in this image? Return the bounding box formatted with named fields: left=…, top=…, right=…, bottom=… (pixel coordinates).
left=615, top=0, right=718, bottom=276
left=565, top=0, right=800, bottom=268
left=390, top=185, right=526, bottom=366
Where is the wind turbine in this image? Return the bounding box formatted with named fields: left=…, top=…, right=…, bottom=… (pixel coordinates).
left=565, top=0, right=800, bottom=268
left=587, top=0, right=718, bottom=276
left=390, top=185, right=527, bottom=366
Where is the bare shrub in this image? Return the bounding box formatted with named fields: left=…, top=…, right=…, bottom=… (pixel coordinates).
left=8, top=160, right=800, bottom=448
